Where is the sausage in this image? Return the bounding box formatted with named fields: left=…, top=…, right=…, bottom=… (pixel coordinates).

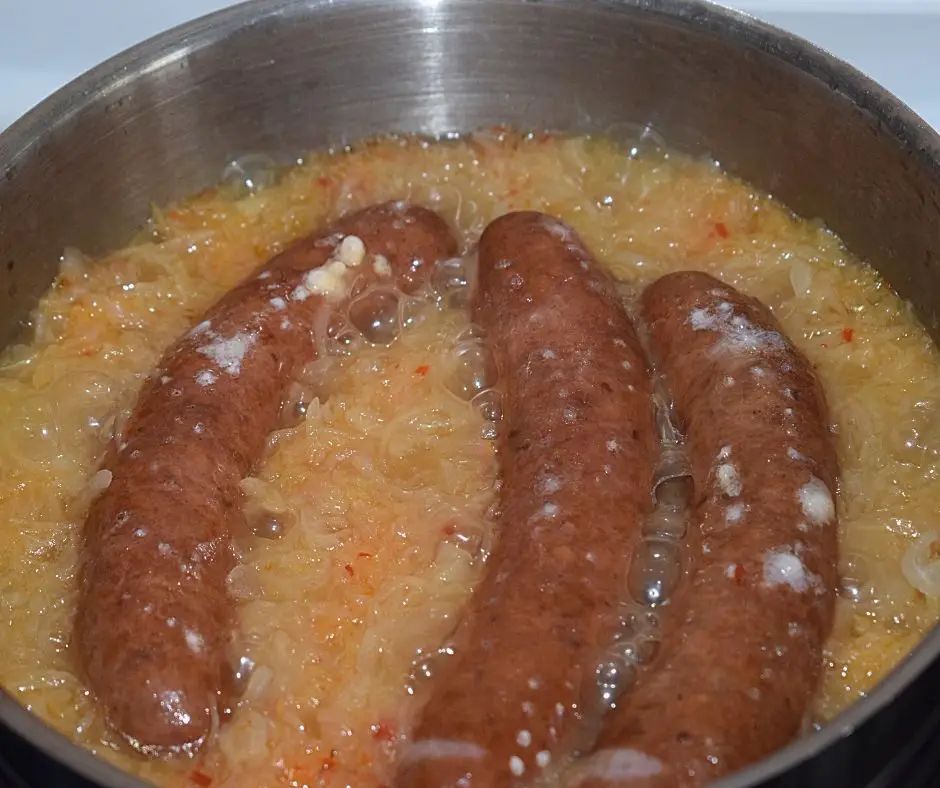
left=73, top=202, right=457, bottom=755
left=396, top=212, right=657, bottom=787
left=575, top=271, right=839, bottom=787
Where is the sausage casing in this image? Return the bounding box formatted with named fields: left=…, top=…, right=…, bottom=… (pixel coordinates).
left=74, top=202, right=457, bottom=755
left=577, top=271, right=839, bottom=787
left=397, top=212, right=656, bottom=787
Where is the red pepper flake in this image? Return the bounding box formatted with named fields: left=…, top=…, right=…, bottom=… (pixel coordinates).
left=321, top=751, right=338, bottom=771
left=344, top=564, right=355, bottom=577
left=414, top=364, right=430, bottom=376
left=190, top=770, right=213, bottom=787
left=733, top=565, right=746, bottom=585
left=714, top=222, right=730, bottom=239
left=357, top=552, right=373, bottom=559
left=841, top=327, right=855, bottom=343
left=316, top=176, right=334, bottom=188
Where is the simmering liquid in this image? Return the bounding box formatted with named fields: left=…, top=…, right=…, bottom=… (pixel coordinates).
left=1, top=131, right=939, bottom=787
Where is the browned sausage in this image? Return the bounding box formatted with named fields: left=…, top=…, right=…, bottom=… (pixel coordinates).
left=396, top=212, right=657, bottom=787
left=575, top=271, right=839, bottom=787
left=74, top=202, right=457, bottom=755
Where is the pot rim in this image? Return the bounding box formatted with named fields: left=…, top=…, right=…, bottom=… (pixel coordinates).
left=3, top=2, right=940, bottom=787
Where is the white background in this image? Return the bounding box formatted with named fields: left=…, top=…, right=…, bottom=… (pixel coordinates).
left=1, top=0, right=940, bottom=133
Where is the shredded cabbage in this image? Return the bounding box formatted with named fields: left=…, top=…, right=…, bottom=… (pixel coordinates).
left=1, top=131, right=939, bottom=786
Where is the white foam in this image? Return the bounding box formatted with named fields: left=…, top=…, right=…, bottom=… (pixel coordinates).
left=373, top=254, right=392, bottom=277
left=688, top=302, right=785, bottom=354
left=763, top=549, right=819, bottom=593
left=184, top=628, right=204, bottom=653
left=725, top=503, right=746, bottom=523
left=798, top=476, right=835, bottom=526
left=197, top=331, right=257, bottom=376
left=716, top=463, right=742, bottom=497
left=538, top=475, right=562, bottom=495
left=531, top=502, right=560, bottom=521
left=195, top=369, right=217, bottom=387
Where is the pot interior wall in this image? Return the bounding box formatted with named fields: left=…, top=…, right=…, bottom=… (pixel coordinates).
left=2, top=0, right=940, bottom=348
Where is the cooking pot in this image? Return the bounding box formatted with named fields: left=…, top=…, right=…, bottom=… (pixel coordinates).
left=3, top=1, right=940, bottom=786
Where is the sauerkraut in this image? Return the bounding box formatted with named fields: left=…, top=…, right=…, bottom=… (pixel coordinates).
left=1, top=130, right=939, bottom=787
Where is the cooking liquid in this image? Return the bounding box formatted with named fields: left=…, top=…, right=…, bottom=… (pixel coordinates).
left=1, top=131, right=939, bottom=787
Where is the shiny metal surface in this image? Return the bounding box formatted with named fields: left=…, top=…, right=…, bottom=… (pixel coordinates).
left=3, top=1, right=940, bottom=786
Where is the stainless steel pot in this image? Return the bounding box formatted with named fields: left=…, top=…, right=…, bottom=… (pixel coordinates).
left=3, top=1, right=940, bottom=786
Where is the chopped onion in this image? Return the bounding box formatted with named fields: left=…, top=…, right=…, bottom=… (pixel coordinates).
left=901, top=532, right=940, bottom=597
left=789, top=260, right=814, bottom=297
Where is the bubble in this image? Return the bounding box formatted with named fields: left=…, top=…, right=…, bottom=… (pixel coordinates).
left=643, top=506, right=687, bottom=540
left=590, top=652, right=638, bottom=711
left=48, top=371, right=116, bottom=448
left=472, top=389, right=503, bottom=423
left=651, top=377, right=682, bottom=445
left=608, top=640, right=639, bottom=664
left=840, top=552, right=871, bottom=602
left=399, top=295, right=429, bottom=332
left=653, top=472, right=692, bottom=509
left=328, top=325, right=363, bottom=357
left=230, top=654, right=256, bottom=694
left=627, top=538, right=683, bottom=607
left=603, top=120, right=667, bottom=160
left=444, top=342, right=496, bottom=401
left=604, top=635, right=659, bottom=669
left=629, top=124, right=667, bottom=159
left=348, top=273, right=369, bottom=300
left=220, top=153, right=279, bottom=197
left=250, top=513, right=293, bottom=540
left=279, top=381, right=312, bottom=428
left=441, top=518, right=493, bottom=562
left=398, top=255, right=429, bottom=294
left=633, top=632, right=660, bottom=665
left=244, top=506, right=295, bottom=541
left=348, top=288, right=401, bottom=345
left=431, top=254, right=476, bottom=309
left=407, top=644, right=457, bottom=694
left=614, top=604, right=660, bottom=640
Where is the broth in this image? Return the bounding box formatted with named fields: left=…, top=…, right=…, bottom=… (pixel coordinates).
left=2, top=131, right=939, bottom=787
